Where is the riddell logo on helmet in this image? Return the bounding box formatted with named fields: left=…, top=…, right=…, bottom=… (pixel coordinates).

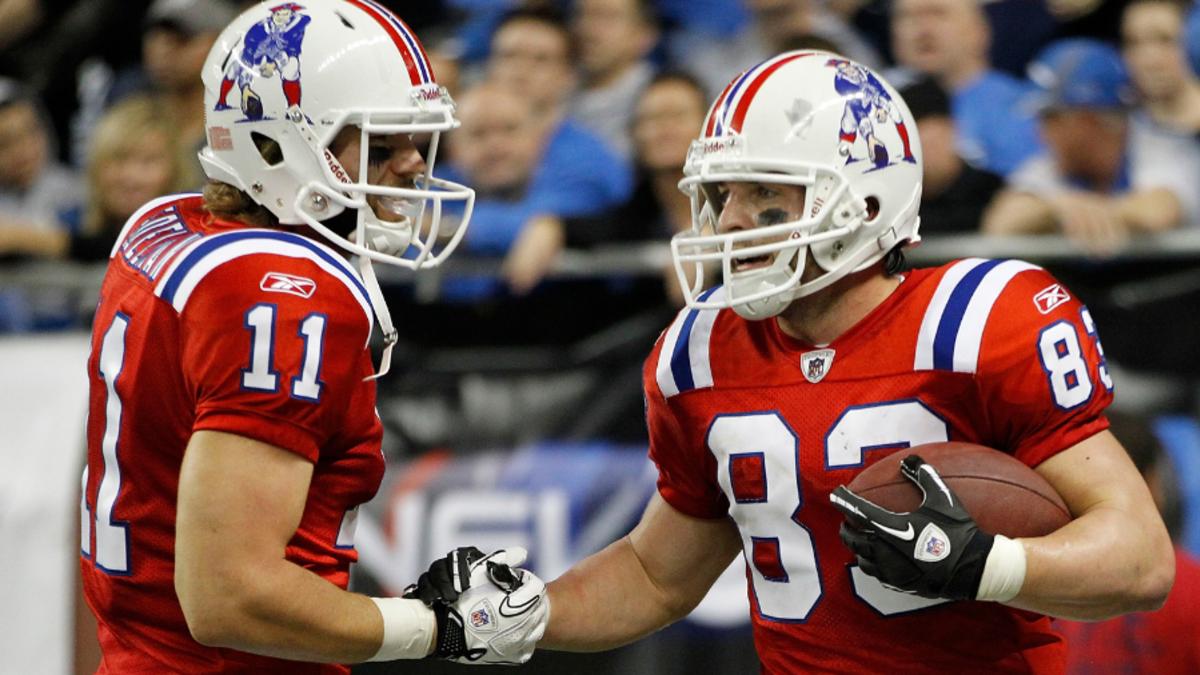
left=413, top=86, right=442, bottom=102
left=323, top=150, right=351, bottom=184
left=704, top=139, right=734, bottom=154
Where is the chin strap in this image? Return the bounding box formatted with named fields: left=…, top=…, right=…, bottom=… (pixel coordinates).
left=359, top=253, right=397, bottom=381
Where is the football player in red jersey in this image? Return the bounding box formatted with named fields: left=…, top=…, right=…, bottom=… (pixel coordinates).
left=78, top=1, right=547, bottom=672
left=423, top=52, right=1173, bottom=673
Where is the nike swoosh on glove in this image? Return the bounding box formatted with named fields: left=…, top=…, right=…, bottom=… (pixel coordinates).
left=424, top=547, right=550, bottom=665
left=829, top=455, right=994, bottom=601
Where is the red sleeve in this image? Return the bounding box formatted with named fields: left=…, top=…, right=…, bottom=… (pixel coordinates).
left=179, top=253, right=374, bottom=462
left=976, top=268, right=1112, bottom=467
left=644, top=341, right=730, bottom=520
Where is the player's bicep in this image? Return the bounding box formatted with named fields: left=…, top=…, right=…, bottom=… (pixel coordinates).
left=1033, top=430, right=1153, bottom=519
left=175, top=430, right=313, bottom=611
left=627, top=494, right=741, bottom=615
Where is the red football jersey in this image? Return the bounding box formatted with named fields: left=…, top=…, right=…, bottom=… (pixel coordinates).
left=645, top=259, right=1114, bottom=675
left=80, top=195, right=385, bottom=674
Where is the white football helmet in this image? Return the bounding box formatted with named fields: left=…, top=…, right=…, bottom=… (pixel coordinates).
left=199, top=0, right=475, bottom=376
left=674, top=51, right=923, bottom=320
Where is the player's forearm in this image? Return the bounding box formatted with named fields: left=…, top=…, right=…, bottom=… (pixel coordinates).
left=1007, top=504, right=1174, bottom=621
left=179, top=556, right=399, bottom=662
left=541, top=536, right=687, bottom=652
left=1117, top=188, right=1182, bottom=233
left=980, top=191, right=1057, bottom=236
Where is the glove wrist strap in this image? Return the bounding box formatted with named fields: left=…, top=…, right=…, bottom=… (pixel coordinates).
left=975, top=535, right=1027, bottom=603
left=366, top=597, right=437, bottom=662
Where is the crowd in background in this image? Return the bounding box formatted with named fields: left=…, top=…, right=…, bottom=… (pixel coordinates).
left=1, top=0, right=1200, bottom=323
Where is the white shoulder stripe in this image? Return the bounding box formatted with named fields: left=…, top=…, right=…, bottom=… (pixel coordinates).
left=914, top=259, right=1040, bottom=373
left=914, top=258, right=987, bottom=371
left=655, top=287, right=724, bottom=398
left=951, top=260, right=1040, bottom=373
left=154, top=232, right=373, bottom=345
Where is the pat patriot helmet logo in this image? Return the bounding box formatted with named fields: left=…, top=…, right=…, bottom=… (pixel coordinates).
left=800, top=348, right=835, bottom=384
left=215, top=3, right=312, bottom=120
left=261, top=272, right=316, bottom=298
left=825, top=58, right=917, bottom=171
left=1034, top=284, right=1070, bottom=314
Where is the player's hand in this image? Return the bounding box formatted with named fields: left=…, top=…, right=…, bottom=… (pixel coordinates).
left=830, top=455, right=994, bottom=601
left=404, top=546, right=486, bottom=606
left=408, top=547, right=549, bottom=665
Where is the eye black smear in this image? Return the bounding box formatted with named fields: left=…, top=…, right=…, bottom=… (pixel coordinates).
left=756, top=209, right=790, bottom=227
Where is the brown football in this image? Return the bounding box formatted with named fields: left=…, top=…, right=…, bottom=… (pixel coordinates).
left=845, top=442, right=1071, bottom=538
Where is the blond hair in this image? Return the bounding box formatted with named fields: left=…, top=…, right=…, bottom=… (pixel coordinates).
left=84, top=95, right=192, bottom=234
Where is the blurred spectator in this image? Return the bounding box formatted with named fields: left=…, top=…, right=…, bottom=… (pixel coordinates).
left=895, top=74, right=1003, bottom=234
left=1056, top=412, right=1200, bottom=675
left=568, top=0, right=660, bottom=160
left=562, top=71, right=708, bottom=305
left=0, top=95, right=188, bottom=262
left=445, top=77, right=631, bottom=295
left=1123, top=0, right=1200, bottom=134
left=0, top=95, right=185, bottom=331
left=67, top=0, right=234, bottom=187
left=133, top=0, right=237, bottom=187
left=669, top=0, right=881, bottom=98
left=0, top=77, right=82, bottom=237
left=487, top=7, right=579, bottom=123
left=983, top=39, right=1197, bottom=253
left=891, top=0, right=1044, bottom=176
left=0, top=0, right=46, bottom=53
left=440, top=7, right=631, bottom=296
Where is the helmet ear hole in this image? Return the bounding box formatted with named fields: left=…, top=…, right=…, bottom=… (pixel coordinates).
left=864, top=196, right=880, bottom=222
left=251, top=132, right=284, bottom=166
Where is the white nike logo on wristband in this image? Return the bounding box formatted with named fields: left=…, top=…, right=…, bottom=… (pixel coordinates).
left=871, top=521, right=915, bottom=541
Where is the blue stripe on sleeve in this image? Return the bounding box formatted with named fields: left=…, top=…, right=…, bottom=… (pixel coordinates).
left=931, top=259, right=1003, bottom=371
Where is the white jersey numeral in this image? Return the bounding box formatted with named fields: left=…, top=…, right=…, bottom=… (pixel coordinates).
left=712, top=413, right=822, bottom=621
left=242, top=304, right=280, bottom=392
left=291, top=314, right=327, bottom=401
left=1038, top=320, right=1094, bottom=410
left=242, top=305, right=327, bottom=401
left=709, top=402, right=952, bottom=622
left=83, top=313, right=133, bottom=575
left=1079, top=308, right=1113, bottom=392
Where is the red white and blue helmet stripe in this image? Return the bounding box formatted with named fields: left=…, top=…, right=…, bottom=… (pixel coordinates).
left=704, top=52, right=815, bottom=137
left=344, top=0, right=434, bottom=85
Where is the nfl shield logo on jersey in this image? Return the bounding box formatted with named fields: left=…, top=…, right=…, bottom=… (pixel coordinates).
left=800, top=349, right=835, bottom=384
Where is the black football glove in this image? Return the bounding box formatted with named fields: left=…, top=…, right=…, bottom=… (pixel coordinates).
left=830, top=455, right=994, bottom=601
left=403, top=546, right=487, bottom=607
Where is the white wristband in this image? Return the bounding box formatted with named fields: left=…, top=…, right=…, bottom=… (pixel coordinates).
left=367, top=597, right=437, bottom=662
left=975, top=535, right=1027, bottom=603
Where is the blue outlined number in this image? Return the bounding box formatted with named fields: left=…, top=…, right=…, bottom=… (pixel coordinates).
left=82, top=313, right=133, bottom=575
left=710, top=412, right=822, bottom=622
left=709, top=402, right=953, bottom=622
left=1037, top=320, right=1094, bottom=410
left=1080, top=307, right=1113, bottom=392
left=242, top=306, right=327, bottom=401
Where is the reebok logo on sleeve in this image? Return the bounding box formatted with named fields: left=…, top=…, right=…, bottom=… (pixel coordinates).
left=261, top=272, right=316, bottom=298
